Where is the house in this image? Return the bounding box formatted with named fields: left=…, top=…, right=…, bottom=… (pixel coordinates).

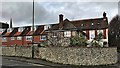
left=1, top=12, right=108, bottom=46
left=0, top=22, right=9, bottom=45
left=1, top=25, right=47, bottom=46
left=46, top=12, right=108, bottom=46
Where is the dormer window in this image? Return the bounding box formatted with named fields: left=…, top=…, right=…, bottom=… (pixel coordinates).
left=0, top=29, right=5, bottom=33
left=98, top=22, right=100, bottom=25
left=31, top=26, right=37, bottom=31
left=81, top=24, right=84, bottom=26
left=18, top=28, right=24, bottom=32
left=7, top=28, right=13, bottom=32
left=44, top=25, right=51, bottom=30
left=103, top=18, right=106, bottom=21
left=91, top=23, right=94, bottom=26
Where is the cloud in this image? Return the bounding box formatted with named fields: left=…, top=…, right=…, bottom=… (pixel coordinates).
left=1, top=2, right=51, bottom=26
left=1, top=2, right=118, bottom=27
left=43, top=2, right=118, bottom=21
left=2, top=0, right=119, bottom=2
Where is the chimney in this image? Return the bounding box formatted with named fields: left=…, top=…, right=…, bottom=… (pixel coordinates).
left=103, top=12, right=106, bottom=18
left=59, top=14, right=63, bottom=29
left=10, top=18, right=12, bottom=28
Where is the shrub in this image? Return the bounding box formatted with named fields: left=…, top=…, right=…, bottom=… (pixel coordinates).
left=38, top=42, right=48, bottom=47
left=70, top=34, right=87, bottom=46
left=90, top=32, right=103, bottom=47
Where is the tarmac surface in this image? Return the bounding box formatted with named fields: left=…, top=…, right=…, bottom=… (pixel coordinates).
left=1, top=53, right=120, bottom=68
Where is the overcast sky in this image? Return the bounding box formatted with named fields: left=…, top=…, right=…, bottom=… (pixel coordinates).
left=0, top=0, right=119, bottom=27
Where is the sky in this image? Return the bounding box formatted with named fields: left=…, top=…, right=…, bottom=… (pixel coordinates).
left=0, top=0, right=119, bottom=27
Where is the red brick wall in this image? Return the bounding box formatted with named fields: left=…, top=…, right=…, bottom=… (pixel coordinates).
left=2, top=36, right=42, bottom=46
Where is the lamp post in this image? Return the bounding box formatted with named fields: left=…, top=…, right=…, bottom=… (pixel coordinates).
left=32, top=0, right=35, bottom=58
left=32, top=0, right=34, bottom=44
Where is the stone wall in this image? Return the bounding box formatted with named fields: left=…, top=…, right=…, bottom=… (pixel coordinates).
left=1, top=46, right=32, bottom=58
left=47, top=32, right=70, bottom=46
left=34, top=47, right=118, bottom=66
left=1, top=46, right=118, bottom=66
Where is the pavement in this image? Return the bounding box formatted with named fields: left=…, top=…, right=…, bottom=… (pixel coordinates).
left=1, top=54, right=120, bottom=68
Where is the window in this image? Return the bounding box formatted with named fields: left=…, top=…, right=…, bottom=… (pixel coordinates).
left=26, top=36, right=32, bottom=41
left=31, top=26, right=37, bottom=31
left=41, top=35, right=47, bottom=40
left=103, top=18, right=106, bottom=21
left=18, top=28, right=24, bottom=32
left=0, top=29, right=5, bottom=33
left=91, top=23, right=94, bottom=26
left=97, top=30, right=103, bottom=35
left=83, top=31, right=86, bottom=33
left=89, top=30, right=95, bottom=39
left=64, top=31, right=71, bottom=37
left=52, top=32, right=57, bottom=38
left=97, top=30, right=103, bottom=39
left=97, top=22, right=100, bottom=25
left=11, top=37, right=15, bottom=40
left=7, top=28, right=13, bottom=32
left=81, top=24, right=84, bottom=26
left=44, top=25, right=51, bottom=30
left=2, top=37, right=7, bottom=42
left=17, top=36, right=22, bottom=40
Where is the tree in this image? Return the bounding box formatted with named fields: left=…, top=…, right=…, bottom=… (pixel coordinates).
left=108, top=15, right=120, bottom=47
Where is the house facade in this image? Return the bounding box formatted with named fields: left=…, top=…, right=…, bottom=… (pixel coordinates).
left=0, top=12, right=108, bottom=46
left=46, top=12, right=108, bottom=46
left=1, top=25, right=47, bottom=46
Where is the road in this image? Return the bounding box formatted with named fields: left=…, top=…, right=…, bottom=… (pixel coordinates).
left=1, top=57, right=53, bottom=68
left=1, top=54, right=120, bottom=68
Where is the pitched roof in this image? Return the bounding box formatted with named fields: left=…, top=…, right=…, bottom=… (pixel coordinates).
left=3, top=32, right=11, bottom=37
left=26, top=31, right=33, bottom=36
left=33, top=25, right=44, bottom=35
left=1, top=29, right=7, bottom=36
left=14, top=32, right=22, bottom=37
left=46, top=24, right=59, bottom=30
left=9, top=28, right=18, bottom=37
left=70, top=17, right=108, bottom=30
left=48, top=17, right=108, bottom=31
left=20, top=26, right=31, bottom=36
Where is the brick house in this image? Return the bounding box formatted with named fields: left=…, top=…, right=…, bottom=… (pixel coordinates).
left=46, top=12, right=108, bottom=46
left=1, top=12, right=108, bottom=46
left=0, top=22, right=9, bottom=45
left=1, top=25, right=47, bottom=46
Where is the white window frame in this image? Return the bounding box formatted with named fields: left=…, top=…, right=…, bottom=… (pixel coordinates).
left=44, top=25, right=51, bottom=30
left=17, top=36, right=22, bottom=40
left=81, top=24, right=84, bottom=26
left=91, top=23, right=94, bottom=26
left=26, top=36, right=32, bottom=41
left=40, top=35, right=47, bottom=41
left=89, top=30, right=95, bottom=39
left=7, top=28, right=13, bottom=32
left=97, top=30, right=103, bottom=39
left=18, top=28, right=24, bottom=32
left=64, top=31, right=71, bottom=37
left=2, top=37, right=7, bottom=42
left=0, top=29, right=5, bottom=33
left=31, top=26, right=37, bottom=31
left=11, top=37, right=15, bottom=40
left=97, top=30, right=103, bottom=35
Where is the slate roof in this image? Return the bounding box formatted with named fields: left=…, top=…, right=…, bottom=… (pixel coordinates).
left=48, top=17, right=108, bottom=31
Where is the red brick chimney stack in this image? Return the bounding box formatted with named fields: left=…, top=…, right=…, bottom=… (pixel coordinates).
left=59, top=14, right=63, bottom=29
